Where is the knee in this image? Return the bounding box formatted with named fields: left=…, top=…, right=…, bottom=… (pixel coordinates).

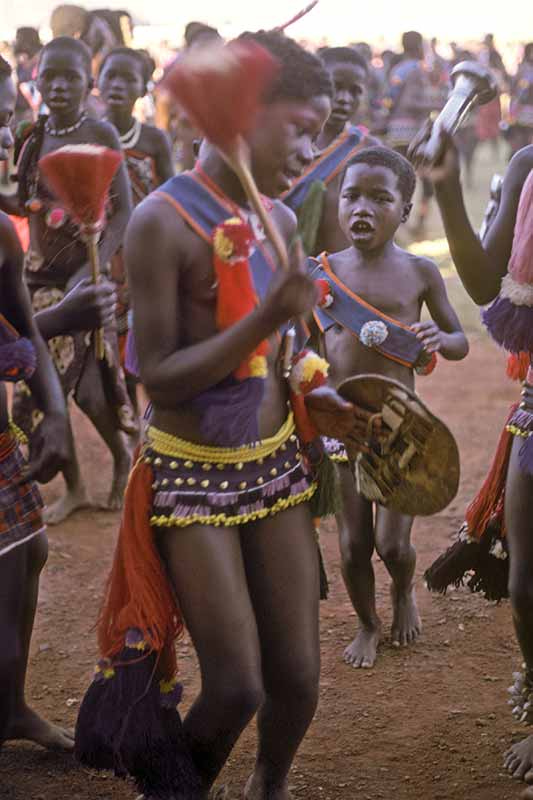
left=339, top=529, right=372, bottom=568
left=376, top=537, right=413, bottom=566
left=509, top=572, right=533, bottom=620
left=265, top=658, right=320, bottom=714
left=205, top=672, right=264, bottom=725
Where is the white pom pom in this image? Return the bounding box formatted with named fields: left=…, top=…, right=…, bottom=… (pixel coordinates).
left=360, top=320, right=389, bottom=348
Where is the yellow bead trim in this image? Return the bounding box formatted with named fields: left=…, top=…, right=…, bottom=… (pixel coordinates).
left=170, top=461, right=178, bottom=469
left=187, top=477, right=196, bottom=486
left=239, top=481, right=248, bottom=490
left=507, top=424, right=530, bottom=439
left=270, top=468, right=278, bottom=477
left=175, top=478, right=184, bottom=486
left=256, top=477, right=264, bottom=486
left=220, top=481, right=229, bottom=490
left=329, top=453, right=349, bottom=463
left=201, top=479, right=210, bottom=488
left=147, top=414, right=295, bottom=464
left=150, top=483, right=317, bottom=529
left=202, top=463, right=212, bottom=472
left=8, top=419, right=28, bottom=444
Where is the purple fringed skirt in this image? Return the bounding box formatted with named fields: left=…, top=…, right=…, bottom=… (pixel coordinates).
left=145, top=419, right=316, bottom=529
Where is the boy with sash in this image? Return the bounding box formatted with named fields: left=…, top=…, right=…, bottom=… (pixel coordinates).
left=283, top=47, right=376, bottom=255
left=75, top=31, right=372, bottom=800
left=412, top=124, right=533, bottom=795
left=0, top=55, right=72, bottom=752
left=311, top=146, right=468, bottom=668
left=10, top=36, right=134, bottom=524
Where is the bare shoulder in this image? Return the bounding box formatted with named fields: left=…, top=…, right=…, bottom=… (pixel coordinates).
left=402, top=249, right=441, bottom=284
left=142, top=123, right=172, bottom=150
left=504, top=144, right=533, bottom=194
left=125, top=192, right=189, bottom=272
left=271, top=198, right=297, bottom=242
left=83, top=117, right=122, bottom=149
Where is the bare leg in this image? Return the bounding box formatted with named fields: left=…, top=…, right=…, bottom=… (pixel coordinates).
left=75, top=357, right=132, bottom=511
left=374, top=506, right=420, bottom=647
left=1, top=536, right=74, bottom=750
left=336, top=463, right=381, bottom=668
left=156, top=524, right=263, bottom=797
left=242, top=503, right=320, bottom=800
left=503, top=440, right=533, bottom=784
left=43, top=415, right=90, bottom=525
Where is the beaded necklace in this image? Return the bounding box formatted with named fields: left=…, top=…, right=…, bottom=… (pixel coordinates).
left=44, top=111, right=88, bottom=137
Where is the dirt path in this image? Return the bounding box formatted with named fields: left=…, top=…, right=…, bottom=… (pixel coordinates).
left=1, top=332, right=529, bottom=800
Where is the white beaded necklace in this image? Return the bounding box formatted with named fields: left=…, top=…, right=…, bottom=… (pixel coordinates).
left=117, top=118, right=142, bottom=150
left=45, top=111, right=88, bottom=136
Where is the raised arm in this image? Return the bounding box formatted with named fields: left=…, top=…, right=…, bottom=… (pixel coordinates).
left=126, top=197, right=318, bottom=410
left=431, top=140, right=533, bottom=305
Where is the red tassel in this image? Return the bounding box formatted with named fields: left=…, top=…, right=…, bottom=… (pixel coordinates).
left=506, top=352, right=530, bottom=382
left=39, top=145, right=123, bottom=229
left=160, top=41, right=279, bottom=155
left=213, top=217, right=269, bottom=380
left=464, top=402, right=519, bottom=541
left=97, top=460, right=182, bottom=681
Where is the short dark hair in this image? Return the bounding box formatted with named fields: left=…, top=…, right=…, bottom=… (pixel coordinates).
left=39, top=36, right=92, bottom=77
left=0, top=56, right=12, bottom=81
left=344, top=146, right=416, bottom=202
left=320, top=47, right=368, bottom=74
left=184, top=21, right=220, bottom=48
left=99, top=46, right=154, bottom=87
left=402, top=31, right=423, bottom=54
left=239, top=30, right=332, bottom=102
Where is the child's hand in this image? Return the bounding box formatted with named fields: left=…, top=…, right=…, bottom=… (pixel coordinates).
left=411, top=320, right=443, bottom=353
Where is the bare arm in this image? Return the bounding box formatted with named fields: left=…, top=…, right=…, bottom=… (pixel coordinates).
left=153, top=128, right=175, bottom=185
left=0, top=214, right=68, bottom=480
left=127, top=197, right=318, bottom=410
left=414, top=258, right=469, bottom=361
left=432, top=141, right=533, bottom=305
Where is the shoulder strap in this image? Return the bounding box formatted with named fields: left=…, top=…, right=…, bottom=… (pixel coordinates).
left=308, top=253, right=426, bottom=369
left=283, top=126, right=367, bottom=212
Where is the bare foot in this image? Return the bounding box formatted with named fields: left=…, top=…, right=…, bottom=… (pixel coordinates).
left=244, top=774, right=292, bottom=800
left=105, top=447, right=132, bottom=511
left=43, top=485, right=91, bottom=525
left=522, top=790, right=533, bottom=800
left=5, top=705, right=74, bottom=751
left=343, top=625, right=381, bottom=668
left=504, top=736, right=533, bottom=783
left=391, top=585, right=422, bottom=647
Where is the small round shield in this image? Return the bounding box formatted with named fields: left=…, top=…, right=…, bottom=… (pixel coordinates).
left=337, top=374, right=460, bottom=516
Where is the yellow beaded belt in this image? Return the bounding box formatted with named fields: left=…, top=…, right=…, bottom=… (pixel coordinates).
left=145, top=413, right=296, bottom=464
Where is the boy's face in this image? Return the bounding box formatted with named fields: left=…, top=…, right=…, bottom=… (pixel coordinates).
left=98, top=53, right=145, bottom=112
left=0, top=77, right=16, bottom=161
left=339, top=163, right=411, bottom=251
left=248, top=93, right=331, bottom=197
left=327, top=60, right=366, bottom=128
left=37, top=48, right=90, bottom=118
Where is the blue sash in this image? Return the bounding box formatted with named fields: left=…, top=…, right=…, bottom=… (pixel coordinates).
left=309, top=254, right=425, bottom=369
left=156, top=172, right=277, bottom=303
left=283, top=126, right=367, bottom=213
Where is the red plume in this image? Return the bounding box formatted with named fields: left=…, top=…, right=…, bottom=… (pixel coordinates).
left=160, top=40, right=279, bottom=154
left=39, top=144, right=123, bottom=230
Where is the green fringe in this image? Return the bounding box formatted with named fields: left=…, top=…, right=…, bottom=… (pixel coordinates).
left=297, top=180, right=326, bottom=255
left=310, top=453, right=341, bottom=518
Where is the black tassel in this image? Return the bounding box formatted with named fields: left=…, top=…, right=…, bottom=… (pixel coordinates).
left=75, top=649, right=203, bottom=799
left=424, top=537, right=480, bottom=594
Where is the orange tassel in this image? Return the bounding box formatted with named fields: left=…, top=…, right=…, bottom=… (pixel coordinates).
left=97, top=459, right=182, bottom=680
left=464, top=403, right=519, bottom=541
left=506, top=352, right=530, bottom=382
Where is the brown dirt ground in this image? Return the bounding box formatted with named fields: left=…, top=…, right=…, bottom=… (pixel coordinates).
left=1, top=333, right=529, bottom=800
left=2, top=143, right=529, bottom=800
